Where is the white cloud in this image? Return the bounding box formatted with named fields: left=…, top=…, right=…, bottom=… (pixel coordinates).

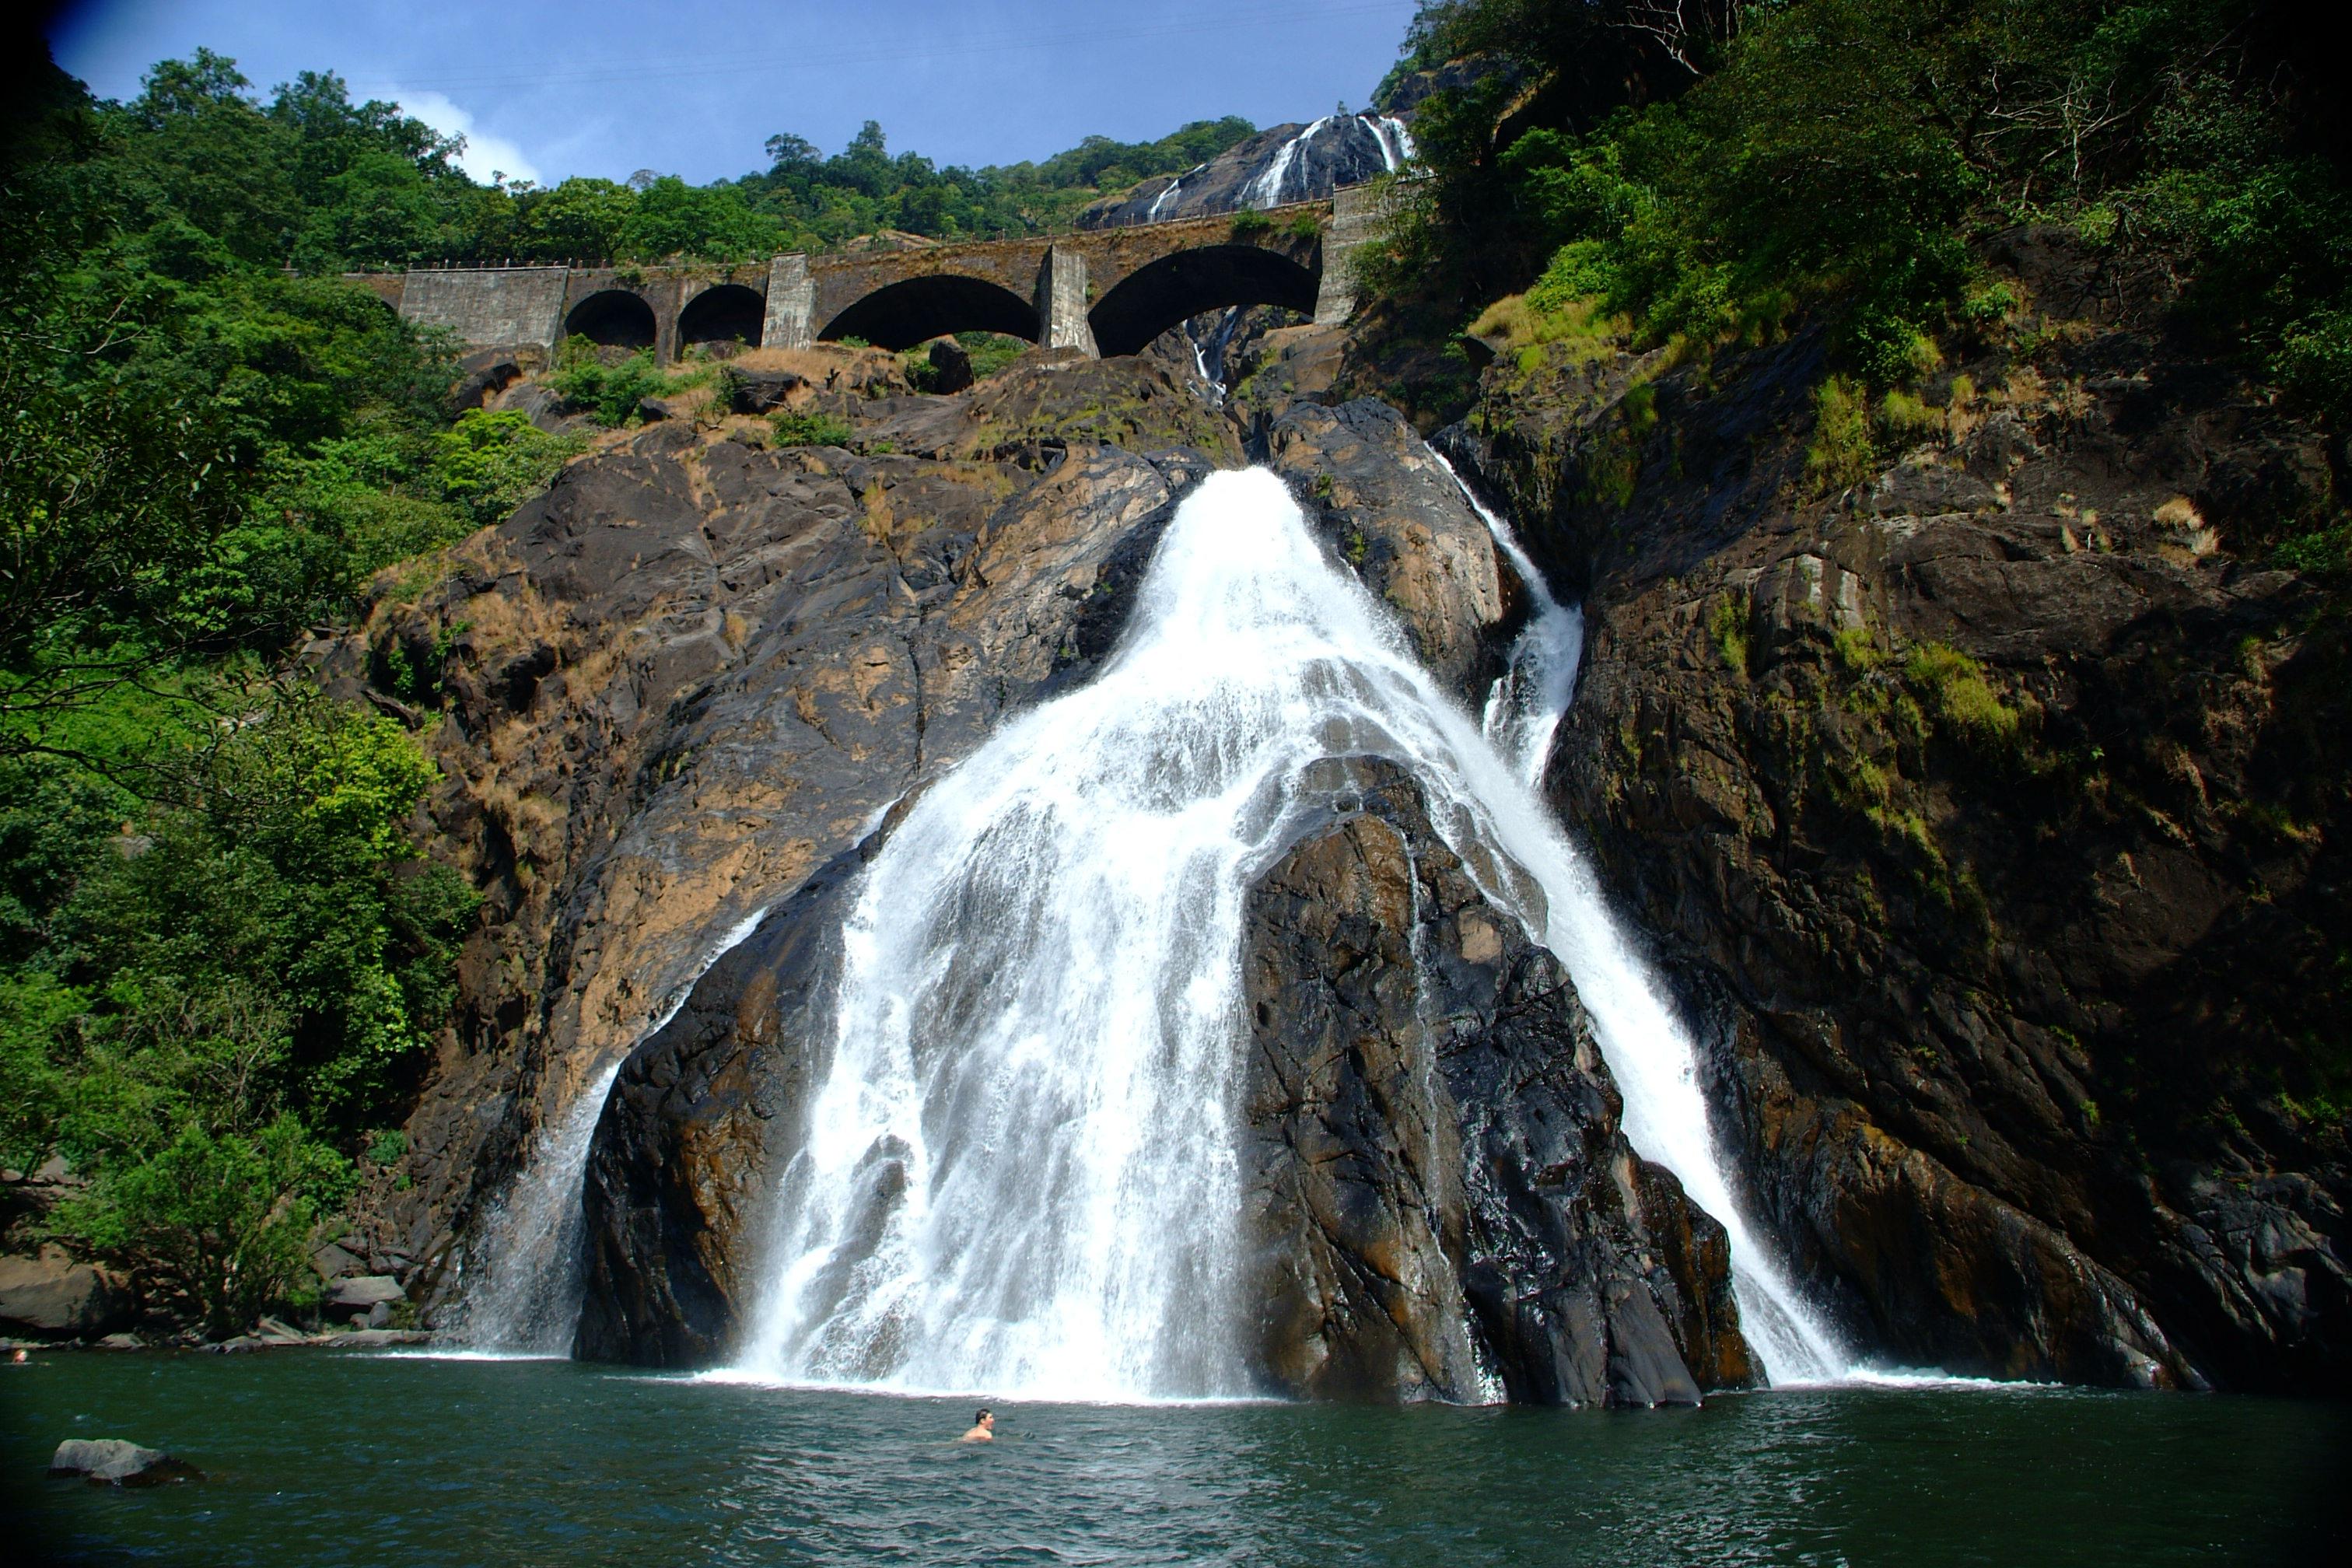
left=399, top=90, right=544, bottom=187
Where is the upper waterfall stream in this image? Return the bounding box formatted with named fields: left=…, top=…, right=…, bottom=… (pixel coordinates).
left=718, top=464, right=1847, bottom=1399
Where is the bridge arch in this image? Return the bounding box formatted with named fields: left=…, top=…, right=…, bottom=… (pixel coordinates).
left=1087, top=245, right=1319, bottom=359
left=565, top=289, right=658, bottom=352
left=819, top=275, right=1038, bottom=352
left=678, top=283, right=766, bottom=352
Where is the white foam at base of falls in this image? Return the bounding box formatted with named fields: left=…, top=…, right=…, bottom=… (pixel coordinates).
left=731, top=466, right=1850, bottom=1400
left=462, top=902, right=776, bottom=1351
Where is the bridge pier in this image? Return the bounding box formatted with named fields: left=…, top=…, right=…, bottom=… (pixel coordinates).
left=1313, top=185, right=1379, bottom=327
left=763, top=254, right=814, bottom=350
left=1037, top=245, right=1101, bottom=357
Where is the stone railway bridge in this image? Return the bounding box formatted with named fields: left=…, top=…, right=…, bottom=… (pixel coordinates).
left=348, top=187, right=1377, bottom=363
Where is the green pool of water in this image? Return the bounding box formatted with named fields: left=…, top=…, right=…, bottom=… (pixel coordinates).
left=5, top=1351, right=2342, bottom=1565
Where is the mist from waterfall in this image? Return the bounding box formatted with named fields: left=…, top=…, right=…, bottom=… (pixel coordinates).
left=727, top=465, right=1847, bottom=1399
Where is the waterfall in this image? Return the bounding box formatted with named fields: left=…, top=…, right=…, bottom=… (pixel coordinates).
left=1245, top=116, right=1329, bottom=208
left=463, top=905, right=775, bottom=1352
left=1360, top=113, right=1416, bottom=173
left=1432, top=452, right=1848, bottom=1384
left=461, top=1057, right=625, bottom=1353
left=1185, top=306, right=1246, bottom=401
left=729, top=465, right=1846, bottom=1401
left=1146, top=163, right=1204, bottom=222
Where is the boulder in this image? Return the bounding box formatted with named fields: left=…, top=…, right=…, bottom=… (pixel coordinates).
left=450, top=350, right=523, bottom=412
left=49, top=1438, right=200, bottom=1486
left=0, top=1248, right=130, bottom=1339
left=925, top=336, right=973, bottom=394
left=1240, top=758, right=1750, bottom=1405
left=725, top=368, right=807, bottom=414
left=309, top=1242, right=362, bottom=1281
left=488, top=380, right=576, bottom=432
left=323, top=1275, right=403, bottom=1311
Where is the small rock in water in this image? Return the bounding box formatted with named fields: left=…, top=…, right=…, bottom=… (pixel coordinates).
left=49, top=1438, right=201, bottom=1486
left=96, top=1332, right=142, bottom=1350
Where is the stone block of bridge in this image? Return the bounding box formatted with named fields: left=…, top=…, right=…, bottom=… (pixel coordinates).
left=399, top=265, right=569, bottom=351
left=763, top=254, right=814, bottom=350
left=1038, top=245, right=1100, bottom=357
left=1314, top=185, right=1381, bottom=327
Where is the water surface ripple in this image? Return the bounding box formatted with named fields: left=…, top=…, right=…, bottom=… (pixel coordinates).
left=7, top=1353, right=2340, bottom=1566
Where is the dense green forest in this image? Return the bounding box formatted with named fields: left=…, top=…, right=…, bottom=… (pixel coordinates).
left=0, top=44, right=1251, bottom=1331
left=1363, top=0, right=2347, bottom=576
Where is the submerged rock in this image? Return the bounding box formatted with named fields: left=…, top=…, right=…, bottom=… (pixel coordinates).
left=1241, top=758, right=1750, bottom=1405
left=49, top=1438, right=201, bottom=1486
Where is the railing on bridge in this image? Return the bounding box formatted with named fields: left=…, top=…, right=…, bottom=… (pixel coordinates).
left=334, top=189, right=1381, bottom=277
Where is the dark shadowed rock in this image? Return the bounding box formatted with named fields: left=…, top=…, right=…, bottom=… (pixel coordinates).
left=1459, top=222, right=2350, bottom=1392
left=1241, top=758, right=1750, bottom=1405
left=926, top=337, right=974, bottom=394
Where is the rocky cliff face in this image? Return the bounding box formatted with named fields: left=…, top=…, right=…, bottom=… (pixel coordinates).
left=341, top=356, right=1241, bottom=1311
left=1241, top=757, right=1749, bottom=1405
left=1453, top=226, right=2350, bottom=1393
left=1082, top=113, right=1412, bottom=228
left=564, top=392, right=1566, bottom=1374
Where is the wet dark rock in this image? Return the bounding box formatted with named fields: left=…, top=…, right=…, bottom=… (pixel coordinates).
left=368, top=359, right=1245, bottom=1331
left=1241, top=758, right=1750, bottom=1405
left=1265, top=398, right=1515, bottom=703
left=50, top=1439, right=201, bottom=1486
left=1081, top=114, right=1410, bottom=227
left=1461, top=222, right=2351, bottom=1393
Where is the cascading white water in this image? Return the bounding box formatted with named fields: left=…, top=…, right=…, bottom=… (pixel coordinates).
left=463, top=1057, right=625, bottom=1352
left=464, top=905, right=775, bottom=1351
left=730, top=465, right=1847, bottom=1399
left=1361, top=112, right=1416, bottom=173
left=1146, top=163, right=1204, bottom=222
left=1245, top=115, right=1328, bottom=207
left=1430, top=453, right=1849, bottom=1384
left=1185, top=306, right=1246, bottom=401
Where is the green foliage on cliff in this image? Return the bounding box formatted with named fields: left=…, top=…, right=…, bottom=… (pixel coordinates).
left=2, top=688, right=476, bottom=1330
left=1373, top=0, right=2351, bottom=416
left=2, top=50, right=504, bottom=1328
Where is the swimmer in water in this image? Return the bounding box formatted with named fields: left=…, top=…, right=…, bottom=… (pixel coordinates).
left=958, top=1409, right=995, bottom=1443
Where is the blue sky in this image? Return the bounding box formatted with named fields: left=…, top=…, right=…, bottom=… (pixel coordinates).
left=45, top=1, right=1421, bottom=186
